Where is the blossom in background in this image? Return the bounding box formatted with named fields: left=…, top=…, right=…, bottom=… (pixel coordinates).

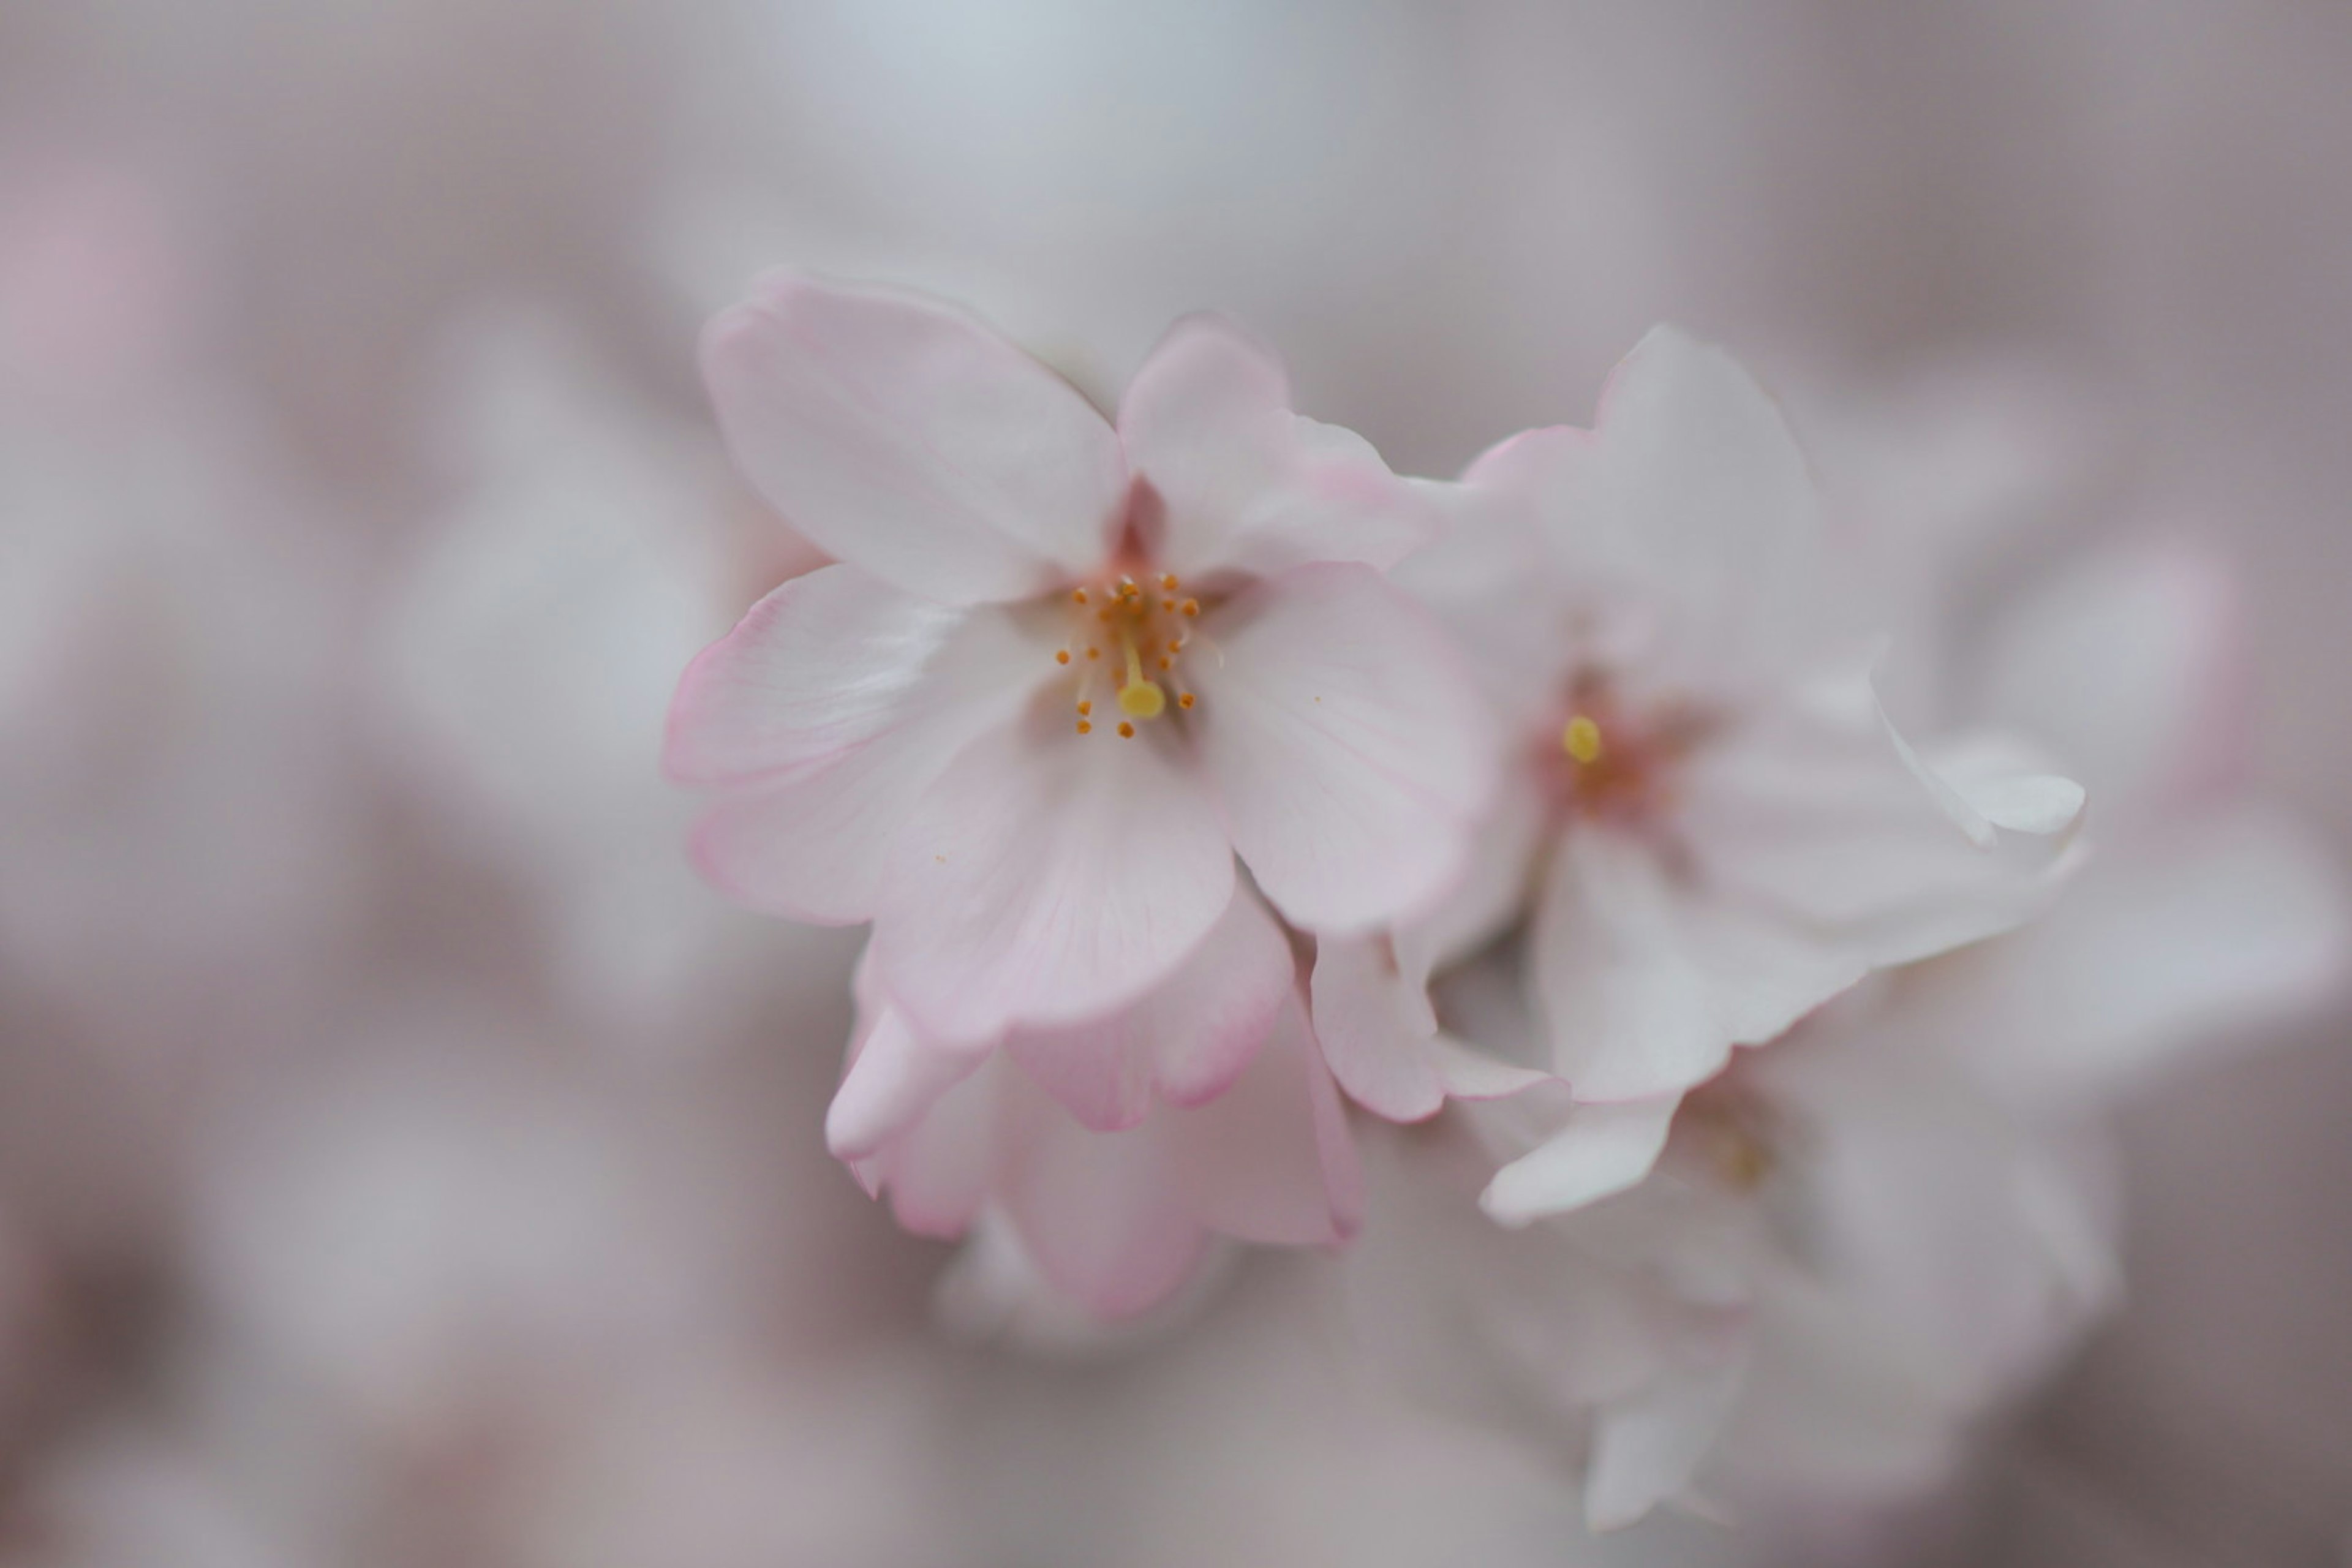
left=1313, top=327, right=2086, bottom=1223
left=1340, top=439, right=2348, bottom=1538
left=669, top=276, right=1493, bottom=1178
left=374, top=312, right=842, bottom=1043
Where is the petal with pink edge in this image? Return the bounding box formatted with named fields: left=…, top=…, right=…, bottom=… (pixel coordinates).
left=1193, top=562, right=1497, bottom=935
left=870, top=712, right=1234, bottom=1047
left=1117, top=315, right=1433, bottom=580
left=702, top=274, right=1126, bottom=605
left=665, top=563, right=971, bottom=785
left=1005, top=880, right=1294, bottom=1132
left=827, top=998, right=991, bottom=1163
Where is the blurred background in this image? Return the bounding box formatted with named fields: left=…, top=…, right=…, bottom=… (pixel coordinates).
left=1, top=2, right=2348, bottom=1563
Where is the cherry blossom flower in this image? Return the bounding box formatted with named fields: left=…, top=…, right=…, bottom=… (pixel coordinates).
left=832, top=884, right=1361, bottom=1320
left=669, top=275, right=1496, bottom=1065
left=1338, top=437, right=2348, bottom=1541
left=1311, top=326, right=2087, bottom=1221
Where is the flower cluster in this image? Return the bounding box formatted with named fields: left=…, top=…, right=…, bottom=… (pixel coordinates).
left=666, top=276, right=2342, bottom=1529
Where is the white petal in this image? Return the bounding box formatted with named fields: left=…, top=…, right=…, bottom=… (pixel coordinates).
left=1531, top=827, right=1867, bottom=1102
left=1479, top=1094, right=1681, bottom=1226
left=702, top=274, right=1125, bottom=604
left=1585, top=1358, right=1744, bottom=1532
left=1554, top=326, right=1844, bottom=688
left=1193, top=562, right=1497, bottom=933
left=1680, top=667, right=2083, bottom=967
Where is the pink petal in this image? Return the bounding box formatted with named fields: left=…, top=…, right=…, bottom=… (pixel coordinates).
left=1310, top=933, right=1449, bottom=1123
left=1192, top=562, right=1497, bottom=934
left=664, top=563, right=973, bottom=785
left=1169, top=992, right=1363, bottom=1246
left=827, top=997, right=990, bottom=1163
left=702, top=274, right=1126, bottom=605
left=1117, top=314, right=1434, bottom=581
left=859, top=1057, right=1001, bottom=1239
left=680, top=599, right=1046, bottom=924
left=1479, top=1094, right=1681, bottom=1227
left=1003, top=879, right=1294, bottom=1132
left=869, top=712, right=1234, bottom=1047
left=995, top=1084, right=1212, bottom=1321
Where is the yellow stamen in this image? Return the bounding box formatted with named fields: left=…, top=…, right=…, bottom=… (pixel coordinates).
left=1117, top=633, right=1166, bottom=719
left=1563, top=714, right=1604, bottom=766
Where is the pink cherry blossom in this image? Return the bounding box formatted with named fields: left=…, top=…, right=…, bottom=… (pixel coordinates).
left=668, top=276, right=1497, bottom=1063
left=833, top=886, right=1360, bottom=1320
left=1312, top=326, right=2087, bottom=1222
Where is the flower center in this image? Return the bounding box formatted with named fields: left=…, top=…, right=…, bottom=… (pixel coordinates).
left=1054, top=572, right=1200, bottom=738
left=1544, top=671, right=1717, bottom=823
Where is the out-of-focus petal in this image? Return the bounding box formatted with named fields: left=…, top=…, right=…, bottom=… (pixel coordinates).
left=1974, top=537, right=2245, bottom=824
left=1585, top=1358, right=1744, bottom=1532
left=1005, top=881, right=1294, bottom=1131
left=702, top=274, right=1126, bottom=604
left=1480, top=1095, right=1681, bottom=1226
left=1920, top=808, right=2352, bottom=1109
left=1193, top=562, right=1495, bottom=933
left=870, top=714, right=1233, bottom=1046
left=1117, top=315, right=1433, bottom=580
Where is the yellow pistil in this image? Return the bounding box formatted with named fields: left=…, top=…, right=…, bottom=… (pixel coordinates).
left=1562, top=714, right=1604, bottom=766
left=1117, top=631, right=1166, bottom=719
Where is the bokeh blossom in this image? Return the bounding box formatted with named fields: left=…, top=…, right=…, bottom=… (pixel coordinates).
left=1314, top=327, right=2087, bottom=1223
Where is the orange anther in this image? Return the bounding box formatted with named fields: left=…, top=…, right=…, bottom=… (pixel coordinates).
left=1076, top=719, right=1092, bottom=734
left=1077, top=701, right=1091, bottom=716
left=1117, top=721, right=1135, bottom=738
left=1055, top=649, right=1071, bottom=665
left=1086, top=647, right=1100, bottom=659
left=1180, top=599, right=1200, bottom=617
left=1158, top=656, right=1172, bottom=671
left=1072, top=589, right=1088, bottom=605
left=1177, top=692, right=1195, bottom=710
left=1161, top=574, right=1178, bottom=590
